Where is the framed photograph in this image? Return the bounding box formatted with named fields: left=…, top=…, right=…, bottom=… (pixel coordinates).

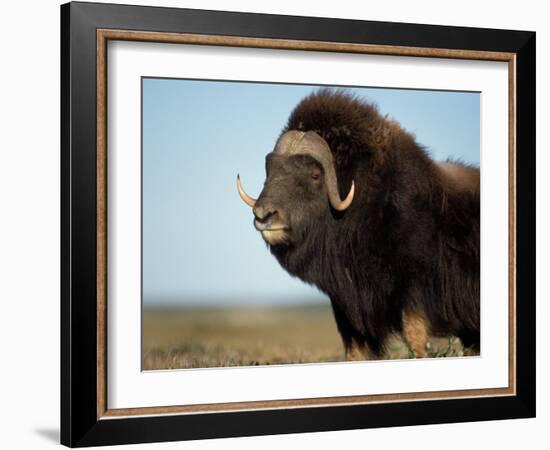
left=61, top=1, right=536, bottom=447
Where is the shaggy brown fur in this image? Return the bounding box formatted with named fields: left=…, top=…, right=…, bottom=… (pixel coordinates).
left=254, top=89, right=480, bottom=358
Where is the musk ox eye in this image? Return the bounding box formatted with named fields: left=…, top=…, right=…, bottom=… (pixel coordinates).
left=311, top=172, right=321, bottom=181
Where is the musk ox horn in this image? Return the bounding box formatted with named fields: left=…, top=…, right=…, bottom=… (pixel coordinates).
left=273, top=130, right=355, bottom=211
left=236, top=174, right=257, bottom=207
left=334, top=180, right=355, bottom=211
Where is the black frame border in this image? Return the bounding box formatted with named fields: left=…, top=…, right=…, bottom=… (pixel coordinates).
left=61, top=2, right=536, bottom=447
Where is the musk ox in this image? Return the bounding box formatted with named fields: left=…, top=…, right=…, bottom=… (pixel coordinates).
left=237, top=89, right=480, bottom=360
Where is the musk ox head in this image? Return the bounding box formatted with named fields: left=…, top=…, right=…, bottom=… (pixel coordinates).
left=237, top=130, right=354, bottom=247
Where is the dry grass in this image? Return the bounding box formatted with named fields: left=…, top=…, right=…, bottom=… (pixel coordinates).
left=143, top=305, right=343, bottom=370
left=143, top=304, right=476, bottom=370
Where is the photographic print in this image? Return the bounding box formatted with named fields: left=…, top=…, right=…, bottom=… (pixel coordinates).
left=142, top=80, right=480, bottom=370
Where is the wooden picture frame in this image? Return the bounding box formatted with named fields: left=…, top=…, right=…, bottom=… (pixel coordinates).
left=61, top=1, right=536, bottom=446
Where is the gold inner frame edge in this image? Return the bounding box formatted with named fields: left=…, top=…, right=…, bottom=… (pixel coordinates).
left=96, top=29, right=517, bottom=420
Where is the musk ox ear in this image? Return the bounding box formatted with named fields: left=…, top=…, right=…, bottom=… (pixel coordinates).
left=273, top=130, right=355, bottom=211
left=236, top=174, right=256, bottom=207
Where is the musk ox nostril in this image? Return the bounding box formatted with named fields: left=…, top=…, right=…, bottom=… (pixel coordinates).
left=253, top=205, right=277, bottom=222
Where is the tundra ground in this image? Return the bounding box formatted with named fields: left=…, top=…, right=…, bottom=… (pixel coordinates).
left=143, top=304, right=474, bottom=370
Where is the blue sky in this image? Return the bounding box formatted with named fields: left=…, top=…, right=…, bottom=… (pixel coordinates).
left=142, top=79, right=479, bottom=307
